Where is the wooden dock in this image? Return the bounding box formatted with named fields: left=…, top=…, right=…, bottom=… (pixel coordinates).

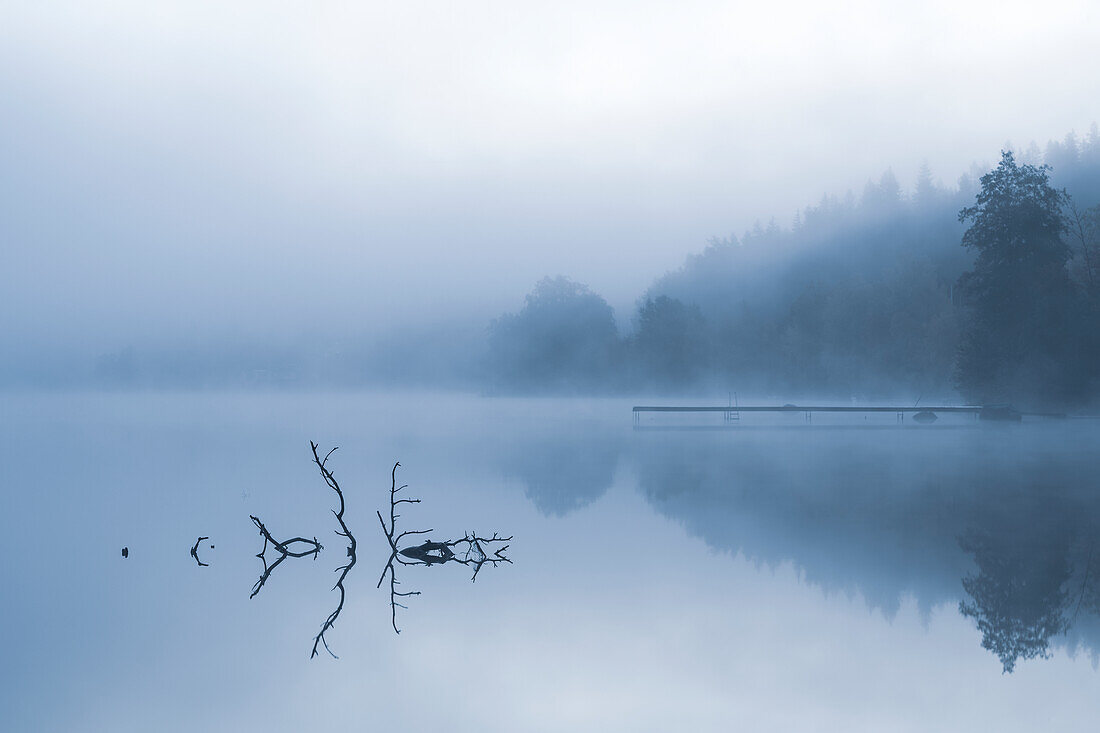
left=631, top=404, right=1039, bottom=426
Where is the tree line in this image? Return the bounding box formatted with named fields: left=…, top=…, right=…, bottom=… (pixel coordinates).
left=486, top=127, right=1100, bottom=407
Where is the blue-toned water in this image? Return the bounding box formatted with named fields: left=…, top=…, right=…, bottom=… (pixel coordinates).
left=3, top=391, right=1099, bottom=731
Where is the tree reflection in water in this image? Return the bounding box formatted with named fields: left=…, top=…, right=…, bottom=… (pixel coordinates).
left=617, top=428, right=1100, bottom=672
left=957, top=496, right=1100, bottom=672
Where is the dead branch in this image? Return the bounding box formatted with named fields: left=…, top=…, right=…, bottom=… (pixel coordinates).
left=190, top=536, right=210, bottom=567
left=384, top=559, right=422, bottom=635
left=1069, top=202, right=1100, bottom=292
left=448, top=532, right=513, bottom=582
left=310, top=441, right=359, bottom=659
left=374, top=463, right=512, bottom=632
left=249, top=515, right=322, bottom=599
left=375, top=462, right=431, bottom=633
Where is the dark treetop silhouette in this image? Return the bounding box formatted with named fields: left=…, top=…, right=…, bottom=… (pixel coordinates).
left=376, top=462, right=512, bottom=633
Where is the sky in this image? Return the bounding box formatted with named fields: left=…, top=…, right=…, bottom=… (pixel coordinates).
left=3, top=1, right=1100, bottom=351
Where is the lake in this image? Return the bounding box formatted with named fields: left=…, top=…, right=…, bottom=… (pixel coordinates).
left=3, top=391, right=1099, bottom=731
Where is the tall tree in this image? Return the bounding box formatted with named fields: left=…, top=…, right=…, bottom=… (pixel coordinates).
left=955, top=151, right=1078, bottom=405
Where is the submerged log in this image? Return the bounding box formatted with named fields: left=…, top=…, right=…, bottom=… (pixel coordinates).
left=399, top=541, right=456, bottom=564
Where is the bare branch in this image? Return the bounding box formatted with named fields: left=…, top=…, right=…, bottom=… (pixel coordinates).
left=375, top=463, right=513, bottom=632
left=375, top=463, right=432, bottom=631
left=249, top=515, right=322, bottom=599
left=444, top=532, right=513, bottom=582
left=189, top=536, right=210, bottom=567
left=310, top=441, right=359, bottom=659
left=1068, top=202, right=1100, bottom=293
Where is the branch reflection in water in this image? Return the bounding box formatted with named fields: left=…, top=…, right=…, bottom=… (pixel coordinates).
left=248, top=515, right=322, bottom=599
left=190, top=536, right=211, bottom=567
left=376, top=462, right=512, bottom=633
left=309, top=442, right=358, bottom=659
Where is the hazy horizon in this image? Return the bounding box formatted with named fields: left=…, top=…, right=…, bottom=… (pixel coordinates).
left=6, top=7, right=1100, bottom=730
left=4, top=1, right=1100, bottom=362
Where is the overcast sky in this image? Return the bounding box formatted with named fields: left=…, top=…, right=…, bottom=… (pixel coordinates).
left=3, top=1, right=1100, bottom=348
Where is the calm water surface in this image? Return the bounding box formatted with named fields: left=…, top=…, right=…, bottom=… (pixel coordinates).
left=3, top=391, right=1100, bottom=731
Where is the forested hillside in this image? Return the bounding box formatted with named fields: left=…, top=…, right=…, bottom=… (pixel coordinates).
left=486, top=128, right=1100, bottom=406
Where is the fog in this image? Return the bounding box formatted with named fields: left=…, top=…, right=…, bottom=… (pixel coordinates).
left=4, top=1, right=1100, bottom=389
left=8, top=8, right=1100, bottom=729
